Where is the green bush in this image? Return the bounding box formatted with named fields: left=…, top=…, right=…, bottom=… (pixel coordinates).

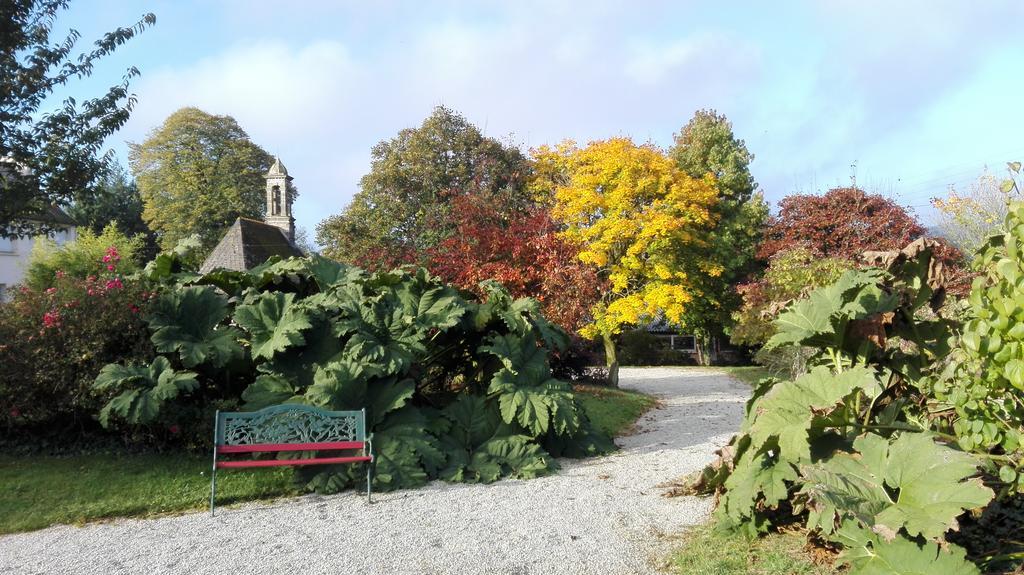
left=691, top=236, right=1006, bottom=574
left=25, top=223, right=144, bottom=290
left=92, top=253, right=614, bottom=492
left=731, top=248, right=852, bottom=348
left=934, top=199, right=1024, bottom=486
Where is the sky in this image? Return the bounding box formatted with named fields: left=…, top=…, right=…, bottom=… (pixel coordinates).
left=49, top=0, right=1024, bottom=238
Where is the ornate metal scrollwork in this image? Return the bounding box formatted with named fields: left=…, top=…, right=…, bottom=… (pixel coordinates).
left=221, top=408, right=359, bottom=445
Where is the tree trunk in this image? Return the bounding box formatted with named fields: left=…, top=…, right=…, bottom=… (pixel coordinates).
left=602, top=332, right=619, bottom=387
left=695, top=333, right=716, bottom=366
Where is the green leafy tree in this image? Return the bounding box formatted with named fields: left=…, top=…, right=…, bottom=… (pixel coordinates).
left=129, top=107, right=272, bottom=254
left=316, top=106, right=531, bottom=268
left=67, top=160, right=157, bottom=258
left=0, top=1, right=154, bottom=237
left=669, top=109, right=769, bottom=363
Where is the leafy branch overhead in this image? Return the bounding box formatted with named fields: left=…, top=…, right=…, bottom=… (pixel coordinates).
left=1, top=2, right=156, bottom=236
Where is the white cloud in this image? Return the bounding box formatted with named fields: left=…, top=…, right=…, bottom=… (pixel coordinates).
left=127, top=40, right=359, bottom=143
left=107, top=0, right=1024, bottom=237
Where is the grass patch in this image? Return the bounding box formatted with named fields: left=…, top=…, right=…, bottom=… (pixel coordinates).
left=672, top=524, right=836, bottom=575
left=574, top=383, right=658, bottom=437
left=0, top=453, right=296, bottom=535
left=0, top=386, right=652, bottom=535
left=713, top=366, right=774, bottom=388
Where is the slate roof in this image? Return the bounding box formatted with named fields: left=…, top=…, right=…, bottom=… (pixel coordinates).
left=199, top=217, right=302, bottom=273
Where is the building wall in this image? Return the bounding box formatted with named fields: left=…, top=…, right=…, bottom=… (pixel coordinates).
left=0, top=227, right=76, bottom=300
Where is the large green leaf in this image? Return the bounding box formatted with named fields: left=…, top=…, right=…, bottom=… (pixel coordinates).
left=372, top=407, right=445, bottom=490
left=473, top=435, right=554, bottom=480
left=394, top=270, right=467, bottom=331
left=303, top=359, right=369, bottom=410
left=479, top=285, right=569, bottom=352
left=488, top=376, right=577, bottom=437
left=799, top=437, right=891, bottom=536
left=305, top=254, right=363, bottom=291
left=241, top=373, right=301, bottom=410
left=766, top=270, right=897, bottom=351
left=248, top=256, right=311, bottom=288
left=480, top=332, right=551, bottom=385
left=341, top=296, right=426, bottom=376
left=234, top=292, right=314, bottom=360
left=437, top=396, right=554, bottom=483
left=802, top=433, right=993, bottom=541
left=441, top=395, right=500, bottom=450
left=749, top=366, right=881, bottom=462
left=373, top=438, right=429, bottom=490
left=719, top=450, right=798, bottom=524
left=94, top=357, right=199, bottom=426
left=147, top=286, right=242, bottom=368
left=766, top=286, right=841, bottom=350
left=257, top=319, right=345, bottom=390
left=194, top=268, right=254, bottom=297
left=834, top=522, right=979, bottom=575
left=367, top=377, right=416, bottom=425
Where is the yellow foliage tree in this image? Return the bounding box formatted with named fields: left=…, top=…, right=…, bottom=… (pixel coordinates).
left=531, top=138, right=719, bottom=385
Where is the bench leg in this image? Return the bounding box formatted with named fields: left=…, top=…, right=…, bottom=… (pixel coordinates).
left=211, top=409, right=220, bottom=517
left=210, top=453, right=218, bottom=516
left=366, top=460, right=373, bottom=504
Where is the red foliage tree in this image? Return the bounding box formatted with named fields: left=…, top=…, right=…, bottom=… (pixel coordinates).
left=426, top=193, right=604, bottom=332
left=758, top=187, right=929, bottom=260
left=756, top=186, right=969, bottom=297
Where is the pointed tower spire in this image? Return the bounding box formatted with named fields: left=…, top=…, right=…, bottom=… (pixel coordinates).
left=264, top=156, right=295, bottom=241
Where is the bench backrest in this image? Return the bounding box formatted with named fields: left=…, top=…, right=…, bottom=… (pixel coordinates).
left=215, top=404, right=366, bottom=447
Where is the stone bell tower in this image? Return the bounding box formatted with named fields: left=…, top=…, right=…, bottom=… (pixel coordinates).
left=265, top=157, right=295, bottom=241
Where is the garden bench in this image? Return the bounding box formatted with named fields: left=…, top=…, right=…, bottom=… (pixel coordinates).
left=210, top=405, right=373, bottom=515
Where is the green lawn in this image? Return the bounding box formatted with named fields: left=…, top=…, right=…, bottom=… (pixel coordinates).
left=0, top=453, right=297, bottom=534
left=672, top=525, right=836, bottom=575
left=573, top=383, right=658, bottom=437
left=0, top=385, right=655, bottom=535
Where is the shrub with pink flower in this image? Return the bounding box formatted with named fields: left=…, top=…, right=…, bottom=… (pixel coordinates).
left=0, top=268, right=154, bottom=428
left=24, top=224, right=143, bottom=291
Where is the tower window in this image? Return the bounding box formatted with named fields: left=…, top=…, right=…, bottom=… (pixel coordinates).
left=272, top=186, right=281, bottom=215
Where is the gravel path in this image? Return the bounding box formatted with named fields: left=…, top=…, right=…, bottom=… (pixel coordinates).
left=0, top=367, right=749, bottom=575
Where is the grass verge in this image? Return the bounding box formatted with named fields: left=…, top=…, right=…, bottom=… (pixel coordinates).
left=573, top=383, right=658, bottom=437
left=672, top=524, right=836, bottom=575
left=0, top=453, right=296, bottom=535
left=0, top=386, right=654, bottom=535
left=712, top=366, right=774, bottom=388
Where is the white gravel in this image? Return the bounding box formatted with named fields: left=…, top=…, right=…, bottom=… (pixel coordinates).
left=0, top=367, right=749, bottom=575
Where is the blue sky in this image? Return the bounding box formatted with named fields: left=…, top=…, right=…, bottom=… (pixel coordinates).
left=52, top=1, right=1024, bottom=237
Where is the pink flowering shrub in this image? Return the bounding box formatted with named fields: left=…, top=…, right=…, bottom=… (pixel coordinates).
left=0, top=246, right=154, bottom=430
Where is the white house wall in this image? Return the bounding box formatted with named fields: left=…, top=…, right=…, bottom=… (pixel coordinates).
left=0, top=227, right=76, bottom=299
